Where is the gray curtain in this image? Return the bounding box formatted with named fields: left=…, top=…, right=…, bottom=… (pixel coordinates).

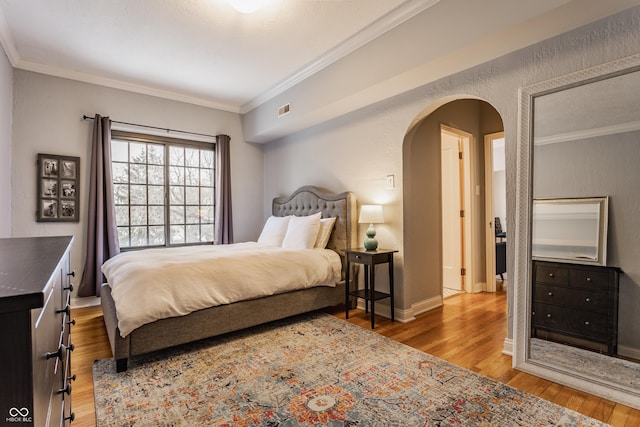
left=214, top=134, right=233, bottom=244
left=78, top=115, right=120, bottom=297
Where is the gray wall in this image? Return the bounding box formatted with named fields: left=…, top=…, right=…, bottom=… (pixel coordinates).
left=534, top=132, right=640, bottom=353
left=262, top=8, right=640, bottom=341
left=0, top=48, right=12, bottom=237
left=10, top=71, right=264, bottom=301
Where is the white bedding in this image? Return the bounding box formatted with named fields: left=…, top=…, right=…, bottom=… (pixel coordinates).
left=101, top=242, right=342, bottom=337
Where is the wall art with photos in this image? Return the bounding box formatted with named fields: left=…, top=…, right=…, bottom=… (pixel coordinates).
left=37, top=153, right=80, bottom=222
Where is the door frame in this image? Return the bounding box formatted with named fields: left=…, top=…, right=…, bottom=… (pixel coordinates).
left=484, top=131, right=505, bottom=292
left=441, top=125, right=474, bottom=294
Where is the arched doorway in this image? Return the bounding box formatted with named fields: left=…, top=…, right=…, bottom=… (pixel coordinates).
left=402, top=97, right=506, bottom=322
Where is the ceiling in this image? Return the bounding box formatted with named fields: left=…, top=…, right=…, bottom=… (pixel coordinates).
left=0, top=0, right=423, bottom=112
left=0, top=0, right=638, bottom=119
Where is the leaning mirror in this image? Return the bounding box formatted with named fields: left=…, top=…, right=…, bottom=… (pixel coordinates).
left=532, top=197, right=608, bottom=265
left=514, top=53, right=640, bottom=409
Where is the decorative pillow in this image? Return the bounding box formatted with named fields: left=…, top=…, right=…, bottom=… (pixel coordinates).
left=257, top=215, right=292, bottom=246
left=314, top=217, right=337, bottom=249
left=282, top=212, right=322, bottom=249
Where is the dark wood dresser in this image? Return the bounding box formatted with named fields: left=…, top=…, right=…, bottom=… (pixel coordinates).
left=531, top=259, right=620, bottom=355
left=0, top=236, right=75, bottom=426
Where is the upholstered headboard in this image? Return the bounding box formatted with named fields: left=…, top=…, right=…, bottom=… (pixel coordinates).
left=272, top=186, right=357, bottom=258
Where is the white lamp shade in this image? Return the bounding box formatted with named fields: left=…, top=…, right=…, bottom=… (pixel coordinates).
left=359, top=205, right=384, bottom=224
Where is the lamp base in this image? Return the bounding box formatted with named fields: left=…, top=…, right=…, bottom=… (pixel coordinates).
left=363, top=223, right=378, bottom=251
left=364, top=237, right=378, bottom=251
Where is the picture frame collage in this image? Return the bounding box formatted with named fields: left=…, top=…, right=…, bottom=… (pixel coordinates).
left=37, top=153, right=80, bottom=222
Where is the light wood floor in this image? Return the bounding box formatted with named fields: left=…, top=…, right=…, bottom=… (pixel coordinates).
left=71, top=290, right=640, bottom=427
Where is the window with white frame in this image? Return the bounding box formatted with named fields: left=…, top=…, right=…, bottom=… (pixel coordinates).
left=110, top=131, right=215, bottom=248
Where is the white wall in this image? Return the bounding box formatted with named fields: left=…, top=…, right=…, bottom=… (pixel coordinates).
left=0, top=46, right=12, bottom=237
left=11, top=71, right=264, bottom=301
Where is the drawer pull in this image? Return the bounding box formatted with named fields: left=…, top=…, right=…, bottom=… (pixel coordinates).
left=586, top=277, right=592, bottom=282
left=45, top=346, right=62, bottom=360
left=66, top=343, right=75, bottom=352
left=548, top=273, right=554, bottom=278
left=585, top=297, right=591, bottom=303
left=355, top=255, right=361, bottom=259
left=547, top=292, right=553, bottom=297
left=64, top=283, right=74, bottom=292
left=584, top=321, right=591, bottom=326
left=57, top=304, right=71, bottom=315
left=58, top=383, right=72, bottom=396
left=67, top=318, right=77, bottom=326
left=67, top=270, right=75, bottom=277
left=546, top=314, right=552, bottom=318
left=68, top=374, right=77, bottom=383
left=65, top=413, right=75, bottom=423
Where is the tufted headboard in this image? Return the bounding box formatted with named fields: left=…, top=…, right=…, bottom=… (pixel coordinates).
left=272, top=186, right=357, bottom=263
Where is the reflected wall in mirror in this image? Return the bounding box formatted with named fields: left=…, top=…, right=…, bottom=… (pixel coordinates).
left=514, top=53, right=640, bottom=410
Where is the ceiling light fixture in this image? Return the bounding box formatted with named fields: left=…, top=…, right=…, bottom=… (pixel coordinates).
left=225, top=0, right=267, bottom=14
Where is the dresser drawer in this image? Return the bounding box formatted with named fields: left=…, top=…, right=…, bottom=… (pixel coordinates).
left=532, top=302, right=565, bottom=330
left=563, top=309, right=609, bottom=341
left=533, top=284, right=609, bottom=313
left=535, top=263, right=569, bottom=286
left=569, top=268, right=610, bottom=292
left=533, top=303, right=609, bottom=342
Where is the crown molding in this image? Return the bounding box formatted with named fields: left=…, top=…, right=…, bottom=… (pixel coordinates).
left=534, top=120, right=640, bottom=145
left=239, top=0, right=441, bottom=113
left=15, top=59, right=241, bottom=113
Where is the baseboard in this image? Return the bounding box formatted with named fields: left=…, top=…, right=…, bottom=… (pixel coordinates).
left=71, top=296, right=101, bottom=309
left=411, top=295, right=443, bottom=318
left=502, top=337, right=513, bottom=356
left=355, top=295, right=443, bottom=324
left=618, top=344, right=640, bottom=361
left=471, top=281, right=486, bottom=293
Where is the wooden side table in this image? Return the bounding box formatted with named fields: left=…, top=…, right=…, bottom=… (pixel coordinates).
left=345, top=248, right=398, bottom=328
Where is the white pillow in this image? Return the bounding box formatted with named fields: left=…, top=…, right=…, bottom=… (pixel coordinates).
left=314, top=217, right=337, bottom=249
left=282, top=212, right=322, bottom=249
left=257, top=215, right=291, bottom=246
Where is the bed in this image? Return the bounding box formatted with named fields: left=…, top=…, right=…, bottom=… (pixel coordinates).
left=100, top=186, right=357, bottom=372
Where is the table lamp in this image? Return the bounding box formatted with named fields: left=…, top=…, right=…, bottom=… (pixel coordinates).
left=359, top=205, right=384, bottom=250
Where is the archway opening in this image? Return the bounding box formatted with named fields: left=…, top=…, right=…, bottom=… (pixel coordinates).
left=402, top=97, right=505, bottom=317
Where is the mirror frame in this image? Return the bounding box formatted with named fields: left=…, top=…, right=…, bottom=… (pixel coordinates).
left=513, top=52, right=640, bottom=409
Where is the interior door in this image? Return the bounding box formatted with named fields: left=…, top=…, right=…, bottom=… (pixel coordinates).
left=441, top=131, right=463, bottom=292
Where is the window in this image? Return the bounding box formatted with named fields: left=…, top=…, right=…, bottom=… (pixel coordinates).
left=111, top=131, right=215, bottom=248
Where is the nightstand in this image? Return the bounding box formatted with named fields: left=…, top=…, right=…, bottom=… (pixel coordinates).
left=345, top=248, right=398, bottom=329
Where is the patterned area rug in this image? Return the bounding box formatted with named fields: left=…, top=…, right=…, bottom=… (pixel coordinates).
left=93, top=313, right=606, bottom=426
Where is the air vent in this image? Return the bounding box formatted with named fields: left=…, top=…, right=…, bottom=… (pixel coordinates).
left=278, top=103, right=291, bottom=117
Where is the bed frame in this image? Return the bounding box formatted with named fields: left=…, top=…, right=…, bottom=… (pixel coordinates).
left=101, top=186, right=357, bottom=372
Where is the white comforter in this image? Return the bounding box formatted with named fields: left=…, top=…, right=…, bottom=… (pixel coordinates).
left=102, top=242, right=342, bottom=337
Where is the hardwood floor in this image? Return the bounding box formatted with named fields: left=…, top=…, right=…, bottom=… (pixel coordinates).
left=71, top=290, right=640, bottom=426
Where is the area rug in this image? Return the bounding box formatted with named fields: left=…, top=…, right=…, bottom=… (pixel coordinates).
left=93, top=313, right=607, bottom=426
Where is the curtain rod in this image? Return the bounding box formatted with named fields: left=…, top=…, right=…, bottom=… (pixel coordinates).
left=82, top=114, right=219, bottom=139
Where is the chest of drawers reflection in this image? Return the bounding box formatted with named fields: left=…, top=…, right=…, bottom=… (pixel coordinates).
left=531, top=260, right=620, bottom=355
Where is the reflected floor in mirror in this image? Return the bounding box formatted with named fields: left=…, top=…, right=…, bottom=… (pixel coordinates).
left=530, top=338, right=640, bottom=392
